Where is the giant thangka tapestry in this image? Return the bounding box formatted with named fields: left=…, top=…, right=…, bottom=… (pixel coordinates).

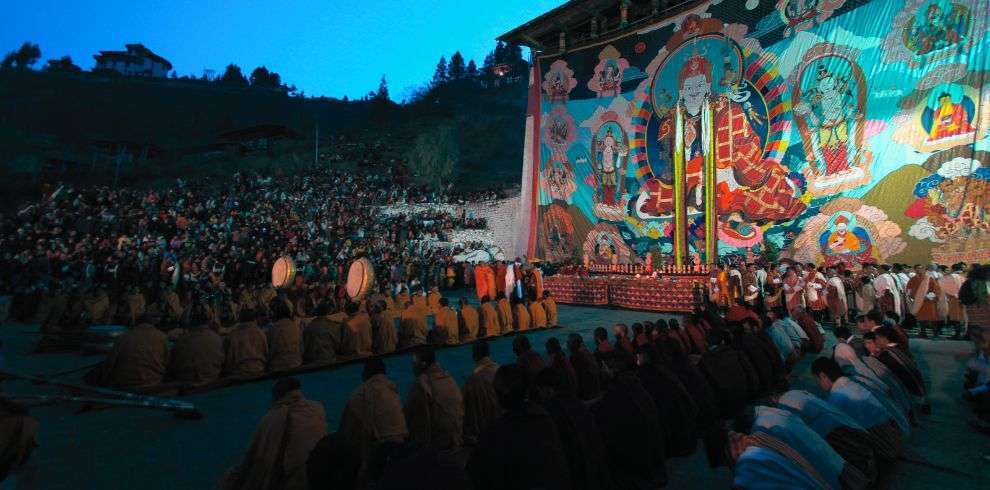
left=530, top=0, right=990, bottom=267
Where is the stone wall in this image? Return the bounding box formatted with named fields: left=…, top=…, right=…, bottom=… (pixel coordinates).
left=377, top=193, right=522, bottom=261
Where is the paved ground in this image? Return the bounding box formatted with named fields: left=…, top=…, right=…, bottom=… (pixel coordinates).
left=1, top=303, right=987, bottom=489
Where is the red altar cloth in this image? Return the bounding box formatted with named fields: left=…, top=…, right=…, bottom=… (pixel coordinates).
left=542, top=275, right=609, bottom=305
left=544, top=274, right=704, bottom=313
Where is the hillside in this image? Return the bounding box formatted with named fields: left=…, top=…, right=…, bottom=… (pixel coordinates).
left=0, top=68, right=528, bottom=207
left=399, top=78, right=528, bottom=186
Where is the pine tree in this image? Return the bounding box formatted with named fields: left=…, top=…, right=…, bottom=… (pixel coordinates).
left=506, top=43, right=526, bottom=72
left=493, top=41, right=506, bottom=65
left=448, top=51, right=466, bottom=80
left=432, top=56, right=449, bottom=86
left=375, top=74, right=390, bottom=100
left=249, top=66, right=282, bottom=88
left=219, top=64, right=249, bottom=86
left=466, top=59, right=478, bottom=79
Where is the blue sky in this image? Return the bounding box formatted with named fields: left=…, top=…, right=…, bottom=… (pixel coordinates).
left=2, top=0, right=565, bottom=101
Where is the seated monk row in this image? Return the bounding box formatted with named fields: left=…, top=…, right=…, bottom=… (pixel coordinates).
left=90, top=299, right=372, bottom=390
left=36, top=283, right=286, bottom=338
left=398, top=291, right=558, bottom=350
left=90, top=290, right=560, bottom=391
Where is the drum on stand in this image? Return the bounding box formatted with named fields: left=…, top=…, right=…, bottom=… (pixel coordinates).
left=346, top=257, right=375, bottom=301
left=271, top=257, right=296, bottom=289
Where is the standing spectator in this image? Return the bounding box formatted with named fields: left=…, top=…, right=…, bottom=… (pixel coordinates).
left=961, top=264, right=990, bottom=337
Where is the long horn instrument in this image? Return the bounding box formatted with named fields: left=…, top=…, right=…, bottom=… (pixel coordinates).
left=0, top=369, right=200, bottom=414
left=1, top=393, right=201, bottom=419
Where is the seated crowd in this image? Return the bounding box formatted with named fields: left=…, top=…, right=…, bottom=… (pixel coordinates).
left=0, top=164, right=505, bottom=335
left=221, top=297, right=937, bottom=490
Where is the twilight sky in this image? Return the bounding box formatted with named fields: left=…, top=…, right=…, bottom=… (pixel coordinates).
left=2, top=0, right=565, bottom=101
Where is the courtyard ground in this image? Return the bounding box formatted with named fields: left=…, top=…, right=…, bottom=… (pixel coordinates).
left=0, top=303, right=987, bottom=489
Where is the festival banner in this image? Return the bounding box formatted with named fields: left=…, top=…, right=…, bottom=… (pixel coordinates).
left=531, top=0, right=989, bottom=267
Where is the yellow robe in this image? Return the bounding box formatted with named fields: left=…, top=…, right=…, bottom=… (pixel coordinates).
left=513, top=303, right=531, bottom=331
left=496, top=298, right=512, bottom=335
left=479, top=303, right=499, bottom=337
left=544, top=297, right=559, bottom=327
left=222, top=391, right=327, bottom=490
left=404, top=365, right=463, bottom=450
left=529, top=302, right=547, bottom=329
left=400, top=306, right=428, bottom=349
left=459, top=305, right=480, bottom=342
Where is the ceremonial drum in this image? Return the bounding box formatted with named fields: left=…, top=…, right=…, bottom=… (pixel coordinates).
left=271, top=256, right=297, bottom=289
left=82, top=324, right=128, bottom=353
left=346, top=257, right=375, bottom=301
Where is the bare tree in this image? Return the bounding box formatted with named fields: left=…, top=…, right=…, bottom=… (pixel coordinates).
left=407, top=126, right=459, bottom=188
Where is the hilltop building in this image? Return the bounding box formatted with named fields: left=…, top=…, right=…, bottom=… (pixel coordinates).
left=93, top=43, right=172, bottom=77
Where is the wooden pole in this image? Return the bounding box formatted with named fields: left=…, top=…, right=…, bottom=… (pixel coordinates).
left=703, top=97, right=717, bottom=264
left=673, top=103, right=686, bottom=266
